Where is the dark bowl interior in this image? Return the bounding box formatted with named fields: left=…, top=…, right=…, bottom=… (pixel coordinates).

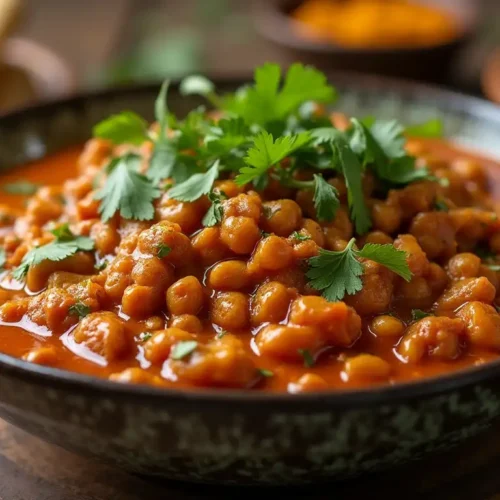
left=0, top=74, right=500, bottom=485
left=253, top=0, right=477, bottom=82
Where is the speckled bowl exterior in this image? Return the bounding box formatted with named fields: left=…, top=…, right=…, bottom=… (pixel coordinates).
left=0, top=76, right=500, bottom=485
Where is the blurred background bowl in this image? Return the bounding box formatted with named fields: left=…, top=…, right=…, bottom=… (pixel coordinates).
left=254, top=0, right=478, bottom=83
left=0, top=36, right=75, bottom=114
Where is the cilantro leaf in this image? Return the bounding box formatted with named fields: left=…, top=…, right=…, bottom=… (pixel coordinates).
left=307, top=239, right=364, bottom=302
left=236, top=131, right=311, bottom=186
left=157, top=244, right=171, bottom=258
left=95, top=154, right=161, bottom=222
left=298, top=348, right=315, bottom=367
left=147, top=142, right=177, bottom=184
left=202, top=191, right=226, bottom=227
left=224, top=63, right=336, bottom=126
left=356, top=243, right=412, bottom=282
left=307, top=238, right=411, bottom=301
left=405, top=119, right=443, bottom=138
left=312, top=174, right=339, bottom=222
left=370, top=120, right=406, bottom=159
left=171, top=340, right=198, bottom=360
left=69, top=302, right=91, bottom=319
left=155, top=79, right=170, bottom=135
left=290, top=231, right=311, bottom=241
left=168, top=160, right=220, bottom=202
left=204, top=117, right=251, bottom=157
left=13, top=232, right=94, bottom=281
left=331, top=136, right=371, bottom=235
left=50, top=223, right=74, bottom=241
left=3, top=181, right=39, bottom=195
left=93, top=111, right=148, bottom=145
left=411, top=309, right=433, bottom=321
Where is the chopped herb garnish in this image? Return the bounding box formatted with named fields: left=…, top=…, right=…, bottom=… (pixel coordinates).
left=434, top=199, right=449, bottom=212
left=216, top=329, right=228, bottom=339
left=262, top=204, right=281, bottom=220
left=13, top=227, right=94, bottom=281
left=3, top=181, right=39, bottom=195
left=157, top=244, right=171, bottom=258
left=411, top=309, right=433, bottom=321
left=290, top=231, right=311, bottom=242
left=202, top=190, right=226, bottom=227
left=257, top=368, right=274, bottom=378
left=94, top=154, right=161, bottom=222
left=171, top=340, right=198, bottom=360
left=68, top=302, right=91, bottom=319
left=139, top=332, right=153, bottom=342
left=307, top=238, right=411, bottom=302
left=485, top=264, right=500, bottom=271
left=298, top=348, right=315, bottom=368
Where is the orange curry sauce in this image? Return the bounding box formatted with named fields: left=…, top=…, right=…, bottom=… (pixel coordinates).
left=0, top=140, right=500, bottom=392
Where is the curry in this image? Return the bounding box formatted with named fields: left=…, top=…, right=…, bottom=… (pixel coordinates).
left=0, top=63, right=499, bottom=393
left=291, top=0, right=460, bottom=49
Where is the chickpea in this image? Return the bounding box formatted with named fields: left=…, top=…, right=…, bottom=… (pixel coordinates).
left=361, top=231, right=393, bottom=246
left=371, top=201, right=402, bottom=234
left=447, top=252, right=481, bottom=279
left=393, top=234, right=429, bottom=277
left=211, top=292, right=250, bottom=330
left=436, top=277, right=496, bottom=313
left=166, top=276, right=204, bottom=316
left=223, top=193, right=261, bottom=221
left=121, top=285, right=159, bottom=318
left=410, top=212, right=457, bottom=260
left=155, top=194, right=206, bottom=234
left=300, top=218, right=325, bottom=246
left=479, top=264, right=499, bottom=291
left=90, top=221, right=121, bottom=256
left=344, top=355, right=391, bottom=380
left=78, top=138, right=111, bottom=169
left=208, top=260, right=249, bottom=290
left=396, top=276, right=433, bottom=309
left=143, top=315, right=165, bottom=331
left=251, top=281, right=293, bottom=325
left=261, top=199, right=302, bottom=236
left=191, top=227, right=228, bottom=266
left=76, top=192, right=100, bottom=221
left=288, top=373, right=328, bottom=393
left=452, top=158, right=487, bottom=189
left=170, top=314, right=203, bottom=333
left=23, top=346, right=58, bottom=366
left=255, top=324, right=322, bottom=361
left=456, top=301, right=500, bottom=350
left=426, top=262, right=449, bottom=294
left=143, top=328, right=194, bottom=365
left=109, top=368, right=162, bottom=386
left=251, top=236, right=294, bottom=272
left=370, top=315, right=405, bottom=337
left=214, top=180, right=243, bottom=198
left=220, top=216, right=260, bottom=255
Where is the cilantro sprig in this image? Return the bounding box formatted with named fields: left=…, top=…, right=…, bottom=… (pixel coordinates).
left=13, top=225, right=95, bottom=281
left=94, top=154, right=161, bottom=221
left=307, top=238, right=411, bottom=302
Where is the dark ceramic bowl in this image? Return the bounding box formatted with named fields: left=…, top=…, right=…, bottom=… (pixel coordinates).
left=1, top=75, right=500, bottom=486
left=253, top=0, right=477, bottom=83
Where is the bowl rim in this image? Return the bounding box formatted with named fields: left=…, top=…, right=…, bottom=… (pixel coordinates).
left=1, top=73, right=500, bottom=409
left=252, top=0, right=476, bottom=55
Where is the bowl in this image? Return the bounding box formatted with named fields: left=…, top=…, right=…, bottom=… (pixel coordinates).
left=253, top=0, right=477, bottom=83
left=0, top=36, right=75, bottom=114
left=1, top=75, right=500, bottom=485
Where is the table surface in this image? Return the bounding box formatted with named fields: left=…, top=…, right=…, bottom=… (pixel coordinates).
left=3, top=417, right=500, bottom=500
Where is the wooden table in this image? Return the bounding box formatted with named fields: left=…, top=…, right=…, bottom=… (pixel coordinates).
left=3, top=418, right=500, bottom=499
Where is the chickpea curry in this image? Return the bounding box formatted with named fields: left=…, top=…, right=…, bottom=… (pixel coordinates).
left=1, top=63, right=500, bottom=393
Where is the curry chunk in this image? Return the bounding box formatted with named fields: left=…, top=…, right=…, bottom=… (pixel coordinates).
left=436, top=277, right=496, bottom=313
left=72, top=312, right=130, bottom=362
left=397, top=316, right=466, bottom=363
left=167, top=335, right=256, bottom=388
left=456, top=302, right=500, bottom=350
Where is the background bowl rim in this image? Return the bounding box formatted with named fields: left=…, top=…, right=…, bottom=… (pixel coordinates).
left=1, top=72, right=500, bottom=408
